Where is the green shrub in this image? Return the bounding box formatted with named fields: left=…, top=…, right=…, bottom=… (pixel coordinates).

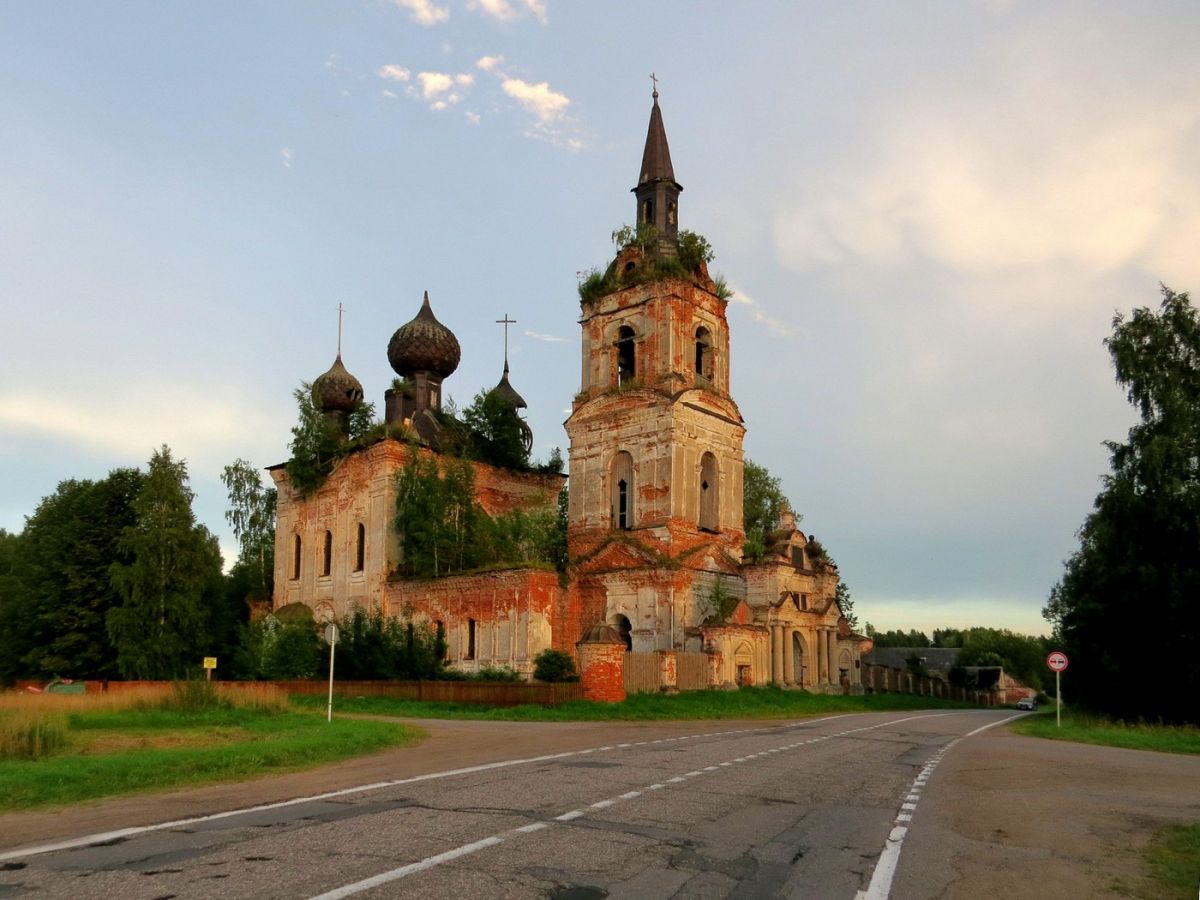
left=471, top=667, right=522, bottom=682
left=533, top=649, right=578, bottom=683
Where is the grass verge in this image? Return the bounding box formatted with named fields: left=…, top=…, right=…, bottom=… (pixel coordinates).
left=0, top=688, right=421, bottom=811
left=1011, top=711, right=1200, bottom=756
left=1143, top=822, right=1200, bottom=899
left=293, top=685, right=976, bottom=721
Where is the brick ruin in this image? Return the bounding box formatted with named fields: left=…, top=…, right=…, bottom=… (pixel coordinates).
left=270, top=90, right=871, bottom=692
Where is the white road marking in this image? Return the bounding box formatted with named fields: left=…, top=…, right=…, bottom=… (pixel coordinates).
left=855, top=711, right=1027, bottom=900
left=308, top=711, right=969, bottom=898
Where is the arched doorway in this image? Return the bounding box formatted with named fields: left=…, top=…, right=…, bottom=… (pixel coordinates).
left=608, top=613, right=632, bottom=651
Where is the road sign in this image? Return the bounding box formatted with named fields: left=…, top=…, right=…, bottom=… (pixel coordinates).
left=203, top=657, right=217, bottom=669
left=324, top=623, right=339, bottom=645
left=1047, top=651, right=1069, bottom=672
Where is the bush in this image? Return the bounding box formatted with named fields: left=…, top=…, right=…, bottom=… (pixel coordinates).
left=471, top=667, right=522, bottom=682
left=533, top=649, right=578, bottom=683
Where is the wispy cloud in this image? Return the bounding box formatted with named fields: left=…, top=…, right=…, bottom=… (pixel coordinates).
left=393, top=0, right=449, bottom=26
left=476, top=54, right=504, bottom=72
left=279, top=147, right=292, bottom=169
left=726, top=283, right=795, bottom=337
left=525, top=330, right=566, bottom=342
left=469, top=0, right=548, bottom=24
left=378, top=64, right=411, bottom=82
left=502, top=78, right=569, bottom=123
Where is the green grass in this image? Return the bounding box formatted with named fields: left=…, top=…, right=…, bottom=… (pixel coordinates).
left=0, top=708, right=421, bottom=811
left=1143, top=822, right=1200, bottom=898
left=1011, top=711, right=1200, bottom=756
left=295, top=686, right=976, bottom=721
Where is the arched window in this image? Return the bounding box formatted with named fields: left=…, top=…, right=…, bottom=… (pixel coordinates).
left=641, top=199, right=653, bottom=224
left=615, top=325, right=636, bottom=385
left=292, top=534, right=301, bottom=580
left=694, top=326, right=712, bottom=380
left=322, top=530, right=332, bottom=577
left=609, top=614, right=633, bottom=652
left=667, top=200, right=677, bottom=226
left=611, top=451, right=634, bottom=530
left=699, top=452, right=719, bottom=532
left=354, top=522, right=365, bottom=572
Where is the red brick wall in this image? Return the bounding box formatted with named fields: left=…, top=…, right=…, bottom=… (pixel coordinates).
left=577, top=642, right=626, bottom=702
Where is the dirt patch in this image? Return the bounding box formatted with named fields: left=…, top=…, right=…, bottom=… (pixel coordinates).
left=895, top=728, right=1200, bottom=899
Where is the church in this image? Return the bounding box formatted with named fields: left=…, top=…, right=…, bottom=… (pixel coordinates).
left=269, top=90, right=869, bottom=694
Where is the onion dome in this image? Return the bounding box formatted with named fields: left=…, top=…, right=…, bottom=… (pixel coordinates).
left=387, top=291, right=461, bottom=379
left=311, top=354, right=363, bottom=412
left=489, top=362, right=527, bottom=409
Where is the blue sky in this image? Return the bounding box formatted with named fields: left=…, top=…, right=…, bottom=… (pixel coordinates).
left=3, top=1, right=1198, bottom=636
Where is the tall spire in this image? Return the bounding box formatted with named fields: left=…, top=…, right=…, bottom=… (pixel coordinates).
left=632, top=79, right=682, bottom=243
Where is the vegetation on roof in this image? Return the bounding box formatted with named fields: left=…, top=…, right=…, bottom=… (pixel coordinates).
left=577, top=222, right=734, bottom=303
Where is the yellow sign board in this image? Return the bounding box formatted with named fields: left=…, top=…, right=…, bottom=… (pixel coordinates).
left=203, top=657, right=217, bottom=669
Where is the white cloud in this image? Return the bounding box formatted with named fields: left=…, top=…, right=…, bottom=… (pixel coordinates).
left=279, top=147, right=292, bottom=169
left=465, top=111, right=481, bottom=124
left=378, top=64, right=411, bottom=82
left=469, top=0, right=546, bottom=23
left=501, top=77, right=569, bottom=124
left=522, top=0, right=548, bottom=24
left=771, top=44, right=1200, bottom=292
left=382, top=89, right=398, bottom=99
left=0, top=387, right=288, bottom=476
left=477, top=55, right=504, bottom=72
left=417, top=71, right=455, bottom=99
left=726, top=283, right=795, bottom=337
left=431, top=100, right=448, bottom=112
left=393, top=0, right=449, bottom=26
left=455, top=73, right=474, bottom=86
left=525, top=330, right=566, bottom=342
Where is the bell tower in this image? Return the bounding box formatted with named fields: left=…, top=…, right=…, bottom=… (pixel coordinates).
left=565, top=89, right=746, bottom=569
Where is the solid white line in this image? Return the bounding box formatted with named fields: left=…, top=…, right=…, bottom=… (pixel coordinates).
left=311, top=835, right=504, bottom=900
left=855, top=712, right=1026, bottom=900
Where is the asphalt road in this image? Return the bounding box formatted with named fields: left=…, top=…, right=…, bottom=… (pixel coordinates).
left=2, top=709, right=1192, bottom=899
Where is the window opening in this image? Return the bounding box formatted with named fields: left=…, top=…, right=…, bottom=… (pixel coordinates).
left=694, top=326, right=712, bottom=379
left=611, top=451, right=634, bottom=530
left=322, top=530, right=332, bottom=576
left=641, top=199, right=653, bottom=224
left=466, top=619, right=477, bottom=660
left=616, top=325, right=636, bottom=385
left=292, top=534, right=301, bottom=580
left=354, top=522, right=365, bottom=572
left=611, top=614, right=633, bottom=652
left=699, top=452, right=719, bottom=531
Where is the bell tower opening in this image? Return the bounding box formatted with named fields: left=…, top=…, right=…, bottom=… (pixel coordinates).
left=699, top=452, right=719, bottom=532
left=616, top=325, right=637, bottom=385
left=611, top=451, right=634, bottom=530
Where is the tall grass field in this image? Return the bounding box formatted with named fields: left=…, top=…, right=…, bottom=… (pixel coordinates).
left=0, top=683, right=420, bottom=811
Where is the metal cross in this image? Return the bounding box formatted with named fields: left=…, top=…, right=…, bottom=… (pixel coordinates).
left=336, top=303, right=345, bottom=356
left=650, top=72, right=659, bottom=95
left=496, top=313, right=516, bottom=366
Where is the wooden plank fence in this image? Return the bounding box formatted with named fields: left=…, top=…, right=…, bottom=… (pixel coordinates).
left=622, top=653, right=661, bottom=694
left=677, top=653, right=709, bottom=690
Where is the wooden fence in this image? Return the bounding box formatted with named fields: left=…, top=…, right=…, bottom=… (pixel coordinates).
left=13, top=679, right=584, bottom=707
left=677, top=652, right=709, bottom=690
left=622, top=653, right=662, bottom=694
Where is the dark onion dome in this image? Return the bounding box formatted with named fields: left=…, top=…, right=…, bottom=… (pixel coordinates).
left=388, top=291, right=461, bottom=379
left=312, top=354, right=363, bottom=412
left=489, top=363, right=527, bottom=409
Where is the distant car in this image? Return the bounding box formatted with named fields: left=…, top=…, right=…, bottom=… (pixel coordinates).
left=1016, top=697, right=1037, bottom=711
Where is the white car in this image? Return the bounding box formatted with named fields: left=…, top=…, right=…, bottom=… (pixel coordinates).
left=1016, top=697, right=1037, bottom=711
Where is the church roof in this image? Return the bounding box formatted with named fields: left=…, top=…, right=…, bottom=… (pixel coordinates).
left=637, top=89, right=676, bottom=186
left=311, top=354, right=363, bottom=413
left=387, top=291, right=461, bottom=379
left=489, top=363, right=527, bottom=409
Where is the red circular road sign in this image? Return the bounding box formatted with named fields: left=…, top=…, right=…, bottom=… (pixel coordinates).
left=1047, top=651, right=1069, bottom=672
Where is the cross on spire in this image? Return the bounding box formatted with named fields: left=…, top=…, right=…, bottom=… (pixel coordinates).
left=649, top=71, right=659, bottom=98
left=336, top=303, right=345, bottom=356
left=496, top=313, right=516, bottom=371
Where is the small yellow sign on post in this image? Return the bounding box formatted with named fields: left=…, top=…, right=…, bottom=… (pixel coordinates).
left=203, top=657, right=217, bottom=682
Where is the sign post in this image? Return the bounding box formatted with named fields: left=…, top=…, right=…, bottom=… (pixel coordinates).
left=1046, top=651, right=1069, bottom=727
left=203, top=657, right=217, bottom=682
left=324, top=623, right=339, bottom=723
